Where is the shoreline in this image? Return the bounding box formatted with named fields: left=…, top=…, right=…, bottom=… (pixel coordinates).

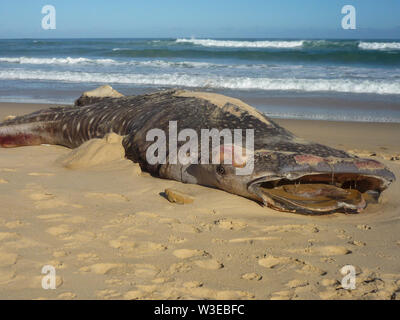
left=1, top=99, right=400, bottom=122
left=1, top=90, right=400, bottom=123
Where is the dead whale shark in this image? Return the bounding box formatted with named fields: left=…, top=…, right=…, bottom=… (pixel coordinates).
left=0, top=87, right=395, bottom=214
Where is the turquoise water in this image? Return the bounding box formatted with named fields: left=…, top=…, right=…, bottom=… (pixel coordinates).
left=0, top=38, right=400, bottom=122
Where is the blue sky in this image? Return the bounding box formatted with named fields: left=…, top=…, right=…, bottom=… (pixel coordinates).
left=0, top=0, right=399, bottom=39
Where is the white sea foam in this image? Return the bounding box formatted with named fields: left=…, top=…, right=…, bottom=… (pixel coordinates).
left=176, top=38, right=304, bottom=48
left=0, top=56, right=217, bottom=68
left=0, top=56, right=270, bottom=69
left=134, top=60, right=215, bottom=68
left=112, top=48, right=130, bottom=51
left=0, top=57, right=116, bottom=65
left=1, top=69, right=399, bottom=95
left=358, top=42, right=400, bottom=50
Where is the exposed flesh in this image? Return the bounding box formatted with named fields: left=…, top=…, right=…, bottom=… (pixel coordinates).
left=260, top=183, right=367, bottom=213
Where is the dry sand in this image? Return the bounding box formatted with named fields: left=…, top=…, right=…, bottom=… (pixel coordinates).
left=0, top=102, right=399, bottom=300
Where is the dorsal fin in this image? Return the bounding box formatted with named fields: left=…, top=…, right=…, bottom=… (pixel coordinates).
left=74, top=85, right=125, bottom=106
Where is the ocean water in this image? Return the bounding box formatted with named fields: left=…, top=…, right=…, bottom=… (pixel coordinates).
left=0, top=38, right=400, bottom=122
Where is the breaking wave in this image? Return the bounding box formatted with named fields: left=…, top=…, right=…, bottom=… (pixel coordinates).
left=1, top=69, right=399, bottom=95
left=359, top=42, right=400, bottom=51
left=0, top=57, right=116, bottom=65
left=175, top=38, right=304, bottom=48
left=0, top=56, right=217, bottom=68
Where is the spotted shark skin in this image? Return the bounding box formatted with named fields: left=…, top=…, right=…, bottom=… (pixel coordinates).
left=0, top=89, right=395, bottom=214
left=1, top=91, right=347, bottom=170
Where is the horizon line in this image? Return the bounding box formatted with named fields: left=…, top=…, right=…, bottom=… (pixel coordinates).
left=1, top=36, right=400, bottom=40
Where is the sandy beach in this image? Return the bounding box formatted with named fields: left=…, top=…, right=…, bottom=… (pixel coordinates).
left=0, top=101, right=399, bottom=300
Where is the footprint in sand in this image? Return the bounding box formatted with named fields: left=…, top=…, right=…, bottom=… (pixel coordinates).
left=241, top=273, right=262, bottom=281
left=258, top=255, right=293, bottom=268
left=297, top=263, right=326, bottom=276
left=152, top=277, right=172, bottom=285
left=46, top=225, right=73, bottom=237
left=258, top=255, right=326, bottom=275
left=173, top=249, right=207, bottom=259
left=194, top=259, right=224, bottom=270
left=303, top=246, right=352, bottom=256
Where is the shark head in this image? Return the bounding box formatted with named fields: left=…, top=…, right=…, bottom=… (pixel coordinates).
left=246, top=149, right=395, bottom=214
left=180, top=143, right=395, bottom=214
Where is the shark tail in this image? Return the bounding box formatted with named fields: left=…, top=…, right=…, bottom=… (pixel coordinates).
left=0, top=122, right=55, bottom=148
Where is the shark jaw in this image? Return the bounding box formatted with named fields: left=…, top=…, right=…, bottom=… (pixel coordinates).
left=248, top=172, right=390, bottom=214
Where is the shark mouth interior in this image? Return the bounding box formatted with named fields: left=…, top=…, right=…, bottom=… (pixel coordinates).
left=250, top=173, right=385, bottom=214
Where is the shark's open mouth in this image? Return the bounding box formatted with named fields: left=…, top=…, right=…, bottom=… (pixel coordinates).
left=249, top=173, right=387, bottom=214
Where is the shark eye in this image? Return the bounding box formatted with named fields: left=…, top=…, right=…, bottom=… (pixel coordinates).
left=216, top=165, right=225, bottom=175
